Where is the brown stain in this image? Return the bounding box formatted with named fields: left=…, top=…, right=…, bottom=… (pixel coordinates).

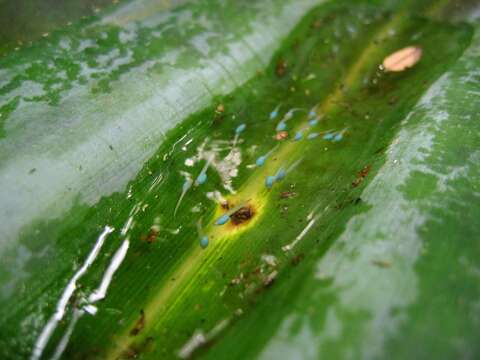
left=352, top=164, right=372, bottom=188
left=220, top=201, right=230, bottom=210
left=372, top=259, right=392, bottom=268
left=280, top=191, right=297, bottom=199
left=140, top=228, right=158, bottom=244
left=129, top=310, right=146, bottom=336
left=291, top=253, right=305, bottom=266
left=275, top=58, right=287, bottom=77
left=230, top=205, right=255, bottom=226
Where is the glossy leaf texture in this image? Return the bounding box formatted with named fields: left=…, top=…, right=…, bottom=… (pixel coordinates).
left=0, top=0, right=479, bottom=359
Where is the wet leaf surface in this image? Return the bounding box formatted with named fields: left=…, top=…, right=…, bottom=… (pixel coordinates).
left=0, top=0, right=479, bottom=359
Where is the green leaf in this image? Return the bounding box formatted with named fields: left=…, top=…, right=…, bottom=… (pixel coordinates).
left=0, top=0, right=479, bottom=359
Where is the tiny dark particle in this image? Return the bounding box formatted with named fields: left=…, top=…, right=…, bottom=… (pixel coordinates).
left=275, top=59, right=287, bottom=77
left=124, top=346, right=139, bottom=359
left=28, top=168, right=36, bottom=174
left=109, top=144, right=114, bottom=150
left=311, top=19, right=322, bottom=29
left=351, top=178, right=363, bottom=188
left=374, top=146, right=386, bottom=154
left=221, top=201, right=230, bottom=210
left=388, top=96, right=399, bottom=105
left=280, top=191, right=297, bottom=199
left=291, top=253, right=305, bottom=266
left=140, top=228, right=158, bottom=244
left=372, top=259, right=392, bottom=268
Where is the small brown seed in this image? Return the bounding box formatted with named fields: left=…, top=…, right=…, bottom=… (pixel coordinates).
left=382, top=46, right=422, bottom=72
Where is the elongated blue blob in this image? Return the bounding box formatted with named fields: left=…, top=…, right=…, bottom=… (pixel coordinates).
left=307, top=132, right=319, bottom=140
left=270, top=104, right=281, bottom=120
left=183, top=179, right=193, bottom=191
left=215, top=214, right=230, bottom=226
left=308, top=118, right=318, bottom=126
left=200, top=236, right=209, bottom=249
left=309, top=110, right=316, bottom=117
left=196, top=172, right=207, bottom=185
left=294, top=131, right=303, bottom=141
left=256, top=155, right=267, bottom=167
left=333, top=133, right=343, bottom=142
left=276, top=121, right=287, bottom=132
left=235, top=123, right=247, bottom=134
left=323, top=132, right=334, bottom=140
left=265, top=175, right=276, bottom=189
left=275, top=168, right=286, bottom=181
left=174, top=178, right=193, bottom=216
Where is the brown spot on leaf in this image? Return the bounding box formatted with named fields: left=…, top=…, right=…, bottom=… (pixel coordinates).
left=311, top=19, right=322, bottom=29
left=291, top=253, right=305, bottom=266
left=230, top=205, right=254, bottom=225
left=140, top=228, right=159, bottom=244
left=275, top=59, right=287, bottom=77
left=280, top=191, right=297, bottom=199
left=221, top=201, right=230, bottom=210
left=372, top=259, right=392, bottom=268
left=130, top=310, right=145, bottom=336
left=352, top=164, right=372, bottom=188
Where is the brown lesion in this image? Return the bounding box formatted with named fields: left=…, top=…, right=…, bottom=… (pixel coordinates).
left=129, top=310, right=146, bottom=336
left=230, top=204, right=255, bottom=226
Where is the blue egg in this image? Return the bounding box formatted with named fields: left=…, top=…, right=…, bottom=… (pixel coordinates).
left=196, top=173, right=207, bottom=185
left=323, top=133, right=334, bottom=140
left=276, top=122, right=287, bottom=132
left=215, top=214, right=230, bottom=225
left=307, top=132, right=319, bottom=140
left=256, top=156, right=267, bottom=167
left=235, top=123, right=247, bottom=134
left=308, top=119, right=318, bottom=126
left=333, top=133, right=343, bottom=142
left=275, top=169, right=286, bottom=181
left=265, top=175, right=276, bottom=189
left=270, top=110, right=278, bottom=120
left=309, top=110, right=316, bottom=117
left=182, top=179, right=192, bottom=191
left=294, top=132, right=303, bottom=141
left=200, top=236, right=209, bottom=249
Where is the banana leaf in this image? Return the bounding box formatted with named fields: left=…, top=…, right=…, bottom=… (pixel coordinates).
left=0, top=0, right=479, bottom=359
